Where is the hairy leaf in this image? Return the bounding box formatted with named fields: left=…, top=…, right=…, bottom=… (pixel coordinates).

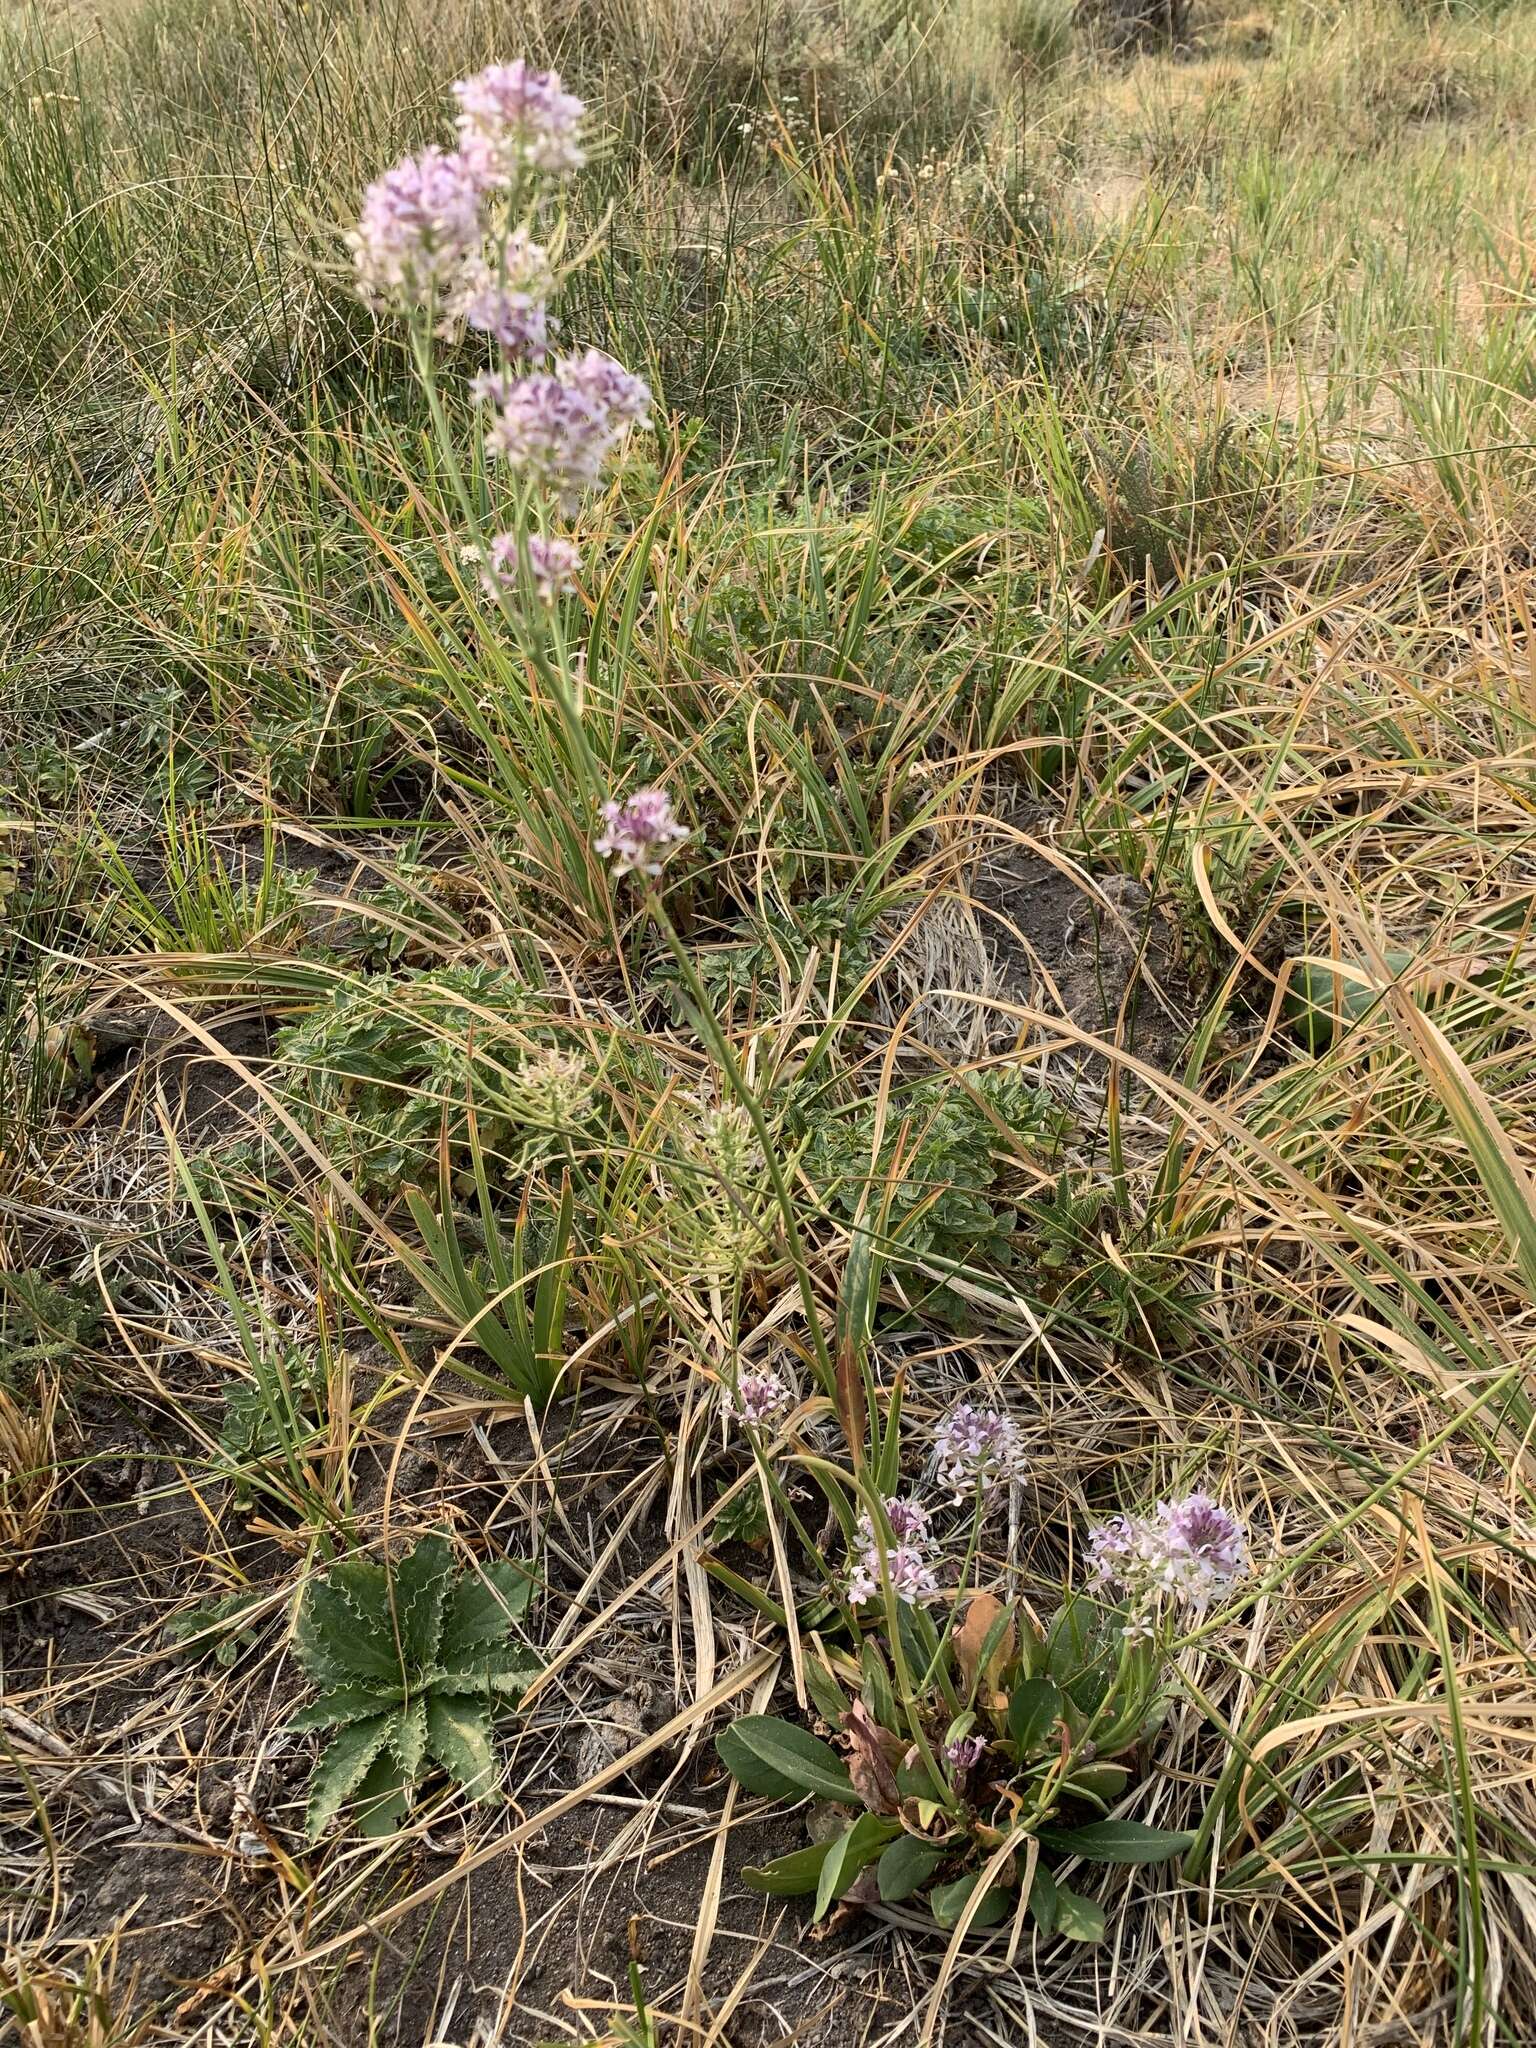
left=392, top=1532, right=455, bottom=1671
left=355, top=1748, right=413, bottom=1838
left=425, top=1693, right=498, bottom=1798
left=305, top=1714, right=394, bottom=1840
left=439, top=1558, right=536, bottom=1662
left=390, top=1694, right=430, bottom=1779
left=289, top=1684, right=403, bottom=1733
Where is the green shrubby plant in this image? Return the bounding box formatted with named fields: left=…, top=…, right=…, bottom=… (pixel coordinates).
left=801, top=1068, right=1068, bottom=1287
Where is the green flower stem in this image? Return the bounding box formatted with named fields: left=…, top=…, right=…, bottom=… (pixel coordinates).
left=873, top=1544, right=953, bottom=1806
left=740, top=1435, right=857, bottom=1635
left=920, top=1482, right=988, bottom=1704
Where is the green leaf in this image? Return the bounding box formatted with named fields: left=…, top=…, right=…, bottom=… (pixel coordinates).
left=354, top=1749, right=413, bottom=1838
left=804, top=1655, right=848, bottom=1726
left=814, top=1813, right=901, bottom=1922
left=438, top=1558, right=536, bottom=1662
left=392, top=1533, right=455, bottom=1671
left=1282, top=953, right=1416, bottom=1053
left=425, top=1693, right=498, bottom=1799
left=929, top=1873, right=1014, bottom=1931
left=1038, top=1818, right=1194, bottom=1863
left=1044, top=1598, right=1116, bottom=1716
left=860, top=1642, right=898, bottom=1732
left=294, top=1559, right=402, bottom=1687
left=289, top=1684, right=401, bottom=1732
left=894, top=1599, right=942, bottom=1686
left=876, top=1835, right=947, bottom=1903
left=742, top=1840, right=835, bottom=1896
left=1007, top=1676, right=1063, bottom=1754
left=390, top=1695, right=429, bottom=1779
left=1027, top=1862, right=1059, bottom=1936
left=434, top=1647, right=541, bottom=1696
left=715, top=1716, right=857, bottom=1805
left=305, top=1713, right=393, bottom=1840
left=1053, top=1884, right=1106, bottom=1942
left=895, top=1754, right=946, bottom=1803
left=1066, top=1762, right=1131, bottom=1806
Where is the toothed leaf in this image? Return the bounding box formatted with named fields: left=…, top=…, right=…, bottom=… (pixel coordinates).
left=355, top=1749, right=413, bottom=1838
left=289, top=1684, right=402, bottom=1733
left=392, top=1533, right=456, bottom=1671
left=425, top=1694, right=498, bottom=1799
left=433, top=1648, right=541, bottom=1696
left=295, top=1559, right=402, bottom=1686
left=439, top=1559, right=536, bottom=1662
left=390, top=1695, right=429, bottom=1779
left=305, top=1714, right=393, bottom=1840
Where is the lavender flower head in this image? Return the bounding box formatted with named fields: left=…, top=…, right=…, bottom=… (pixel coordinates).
left=1086, top=1512, right=1142, bottom=1592
left=595, top=787, right=689, bottom=878
left=733, top=1367, right=791, bottom=1429
left=1087, top=1493, right=1247, bottom=1616
left=847, top=1496, right=939, bottom=1609
left=452, top=62, right=587, bottom=183
left=477, top=351, right=652, bottom=512
left=557, top=347, right=652, bottom=428
left=349, top=146, right=484, bottom=308
left=1148, top=1493, right=1248, bottom=1610
left=945, top=1732, right=987, bottom=1772
left=448, top=235, right=555, bottom=359
left=933, top=1401, right=1023, bottom=1501
left=480, top=531, right=581, bottom=605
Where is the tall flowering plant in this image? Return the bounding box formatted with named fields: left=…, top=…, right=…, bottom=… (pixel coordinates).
left=348, top=64, right=657, bottom=922
left=348, top=68, right=840, bottom=1409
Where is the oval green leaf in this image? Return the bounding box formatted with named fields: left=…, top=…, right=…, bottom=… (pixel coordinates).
left=876, top=1834, right=948, bottom=1903
left=716, top=1715, right=857, bottom=1805
left=1038, top=1817, right=1194, bottom=1863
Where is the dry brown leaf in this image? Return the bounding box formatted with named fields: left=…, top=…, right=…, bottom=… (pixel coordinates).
left=954, top=1592, right=1014, bottom=1703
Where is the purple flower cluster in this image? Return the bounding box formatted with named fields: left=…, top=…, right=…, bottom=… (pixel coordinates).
left=847, top=1497, right=940, bottom=1610
left=595, top=787, right=689, bottom=878
left=452, top=61, right=586, bottom=182
left=350, top=63, right=583, bottom=323
left=733, top=1367, right=791, bottom=1428
left=945, top=1732, right=987, bottom=1771
left=449, top=236, right=555, bottom=358
left=933, top=1401, right=1024, bottom=1500
left=349, top=146, right=484, bottom=307
left=1088, top=1492, right=1247, bottom=1614
left=477, top=351, right=652, bottom=511
left=480, top=531, right=581, bottom=605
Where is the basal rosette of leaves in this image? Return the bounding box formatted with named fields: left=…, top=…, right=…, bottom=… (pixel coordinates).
left=714, top=1379, right=1247, bottom=1940
left=717, top=1591, right=1188, bottom=1939
left=291, top=1531, right=540, bottom=1838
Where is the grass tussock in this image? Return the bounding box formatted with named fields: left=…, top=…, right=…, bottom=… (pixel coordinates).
left=4, top=0, right=1536, bottom=2043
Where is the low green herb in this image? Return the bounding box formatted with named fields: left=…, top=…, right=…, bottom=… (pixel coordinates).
left=291, top=1530, right=540, bottom=1839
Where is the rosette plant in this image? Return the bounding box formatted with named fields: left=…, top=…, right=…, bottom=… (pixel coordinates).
left=715, top=1386, right=1248, bottom=1939
left=292, top=1531, right=539, bottom=1839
